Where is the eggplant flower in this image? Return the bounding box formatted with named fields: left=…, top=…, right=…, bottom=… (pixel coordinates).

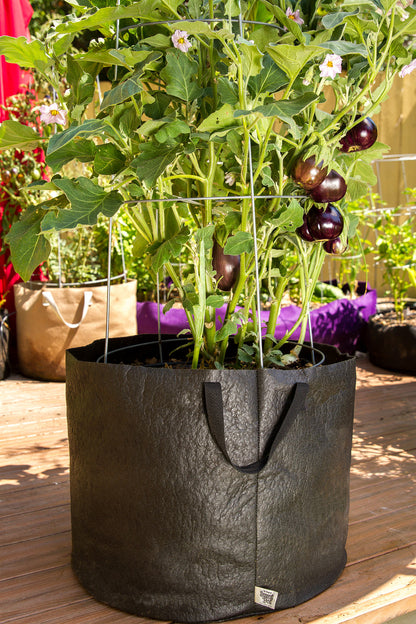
left=286, top=8, right=304, bottom=25
left=39, top=103, right=67, bottom=125
left=171, top=30, right=192, bottom=53
left=319, top=54, right=342, bottom=79
left=399, top=58, right=416, bottom=78
left=225, top=172, right=236, bottom=186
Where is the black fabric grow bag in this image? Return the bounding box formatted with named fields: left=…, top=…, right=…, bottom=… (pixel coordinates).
left=366, top=313, right=416, bottom=373
left=66, top=335, right=356, bottom=623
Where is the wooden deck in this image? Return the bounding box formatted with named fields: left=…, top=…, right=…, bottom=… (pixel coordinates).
left=1, top=354, right=416, bottom=624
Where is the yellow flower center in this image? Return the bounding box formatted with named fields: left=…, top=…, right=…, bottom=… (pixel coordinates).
left=288, top=15, right=295, bottom=19
left=178, top=37, right=185, bottom=44
left=51, top=109, right=58, bottom=115
left=327, top=61, right=333, bottom=68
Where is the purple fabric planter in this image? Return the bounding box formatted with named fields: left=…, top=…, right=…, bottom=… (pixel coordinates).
left=136, top=285, right=377, bottom=355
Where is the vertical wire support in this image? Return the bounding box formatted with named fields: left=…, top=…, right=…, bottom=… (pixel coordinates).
left=52, top=89, right=63, bottom=288
left=104, top=3, right=120, bottom=363
left=307, top=303, right=316, bottom=366
left=238, top=5, right=263, bottom=368
left=104, top=217, right=113, bottom=364
left=57, top=233, right=62, bottom=288
left=156, top=208, right=163, bottom=364
left=117, top=222, right=127, bottom=282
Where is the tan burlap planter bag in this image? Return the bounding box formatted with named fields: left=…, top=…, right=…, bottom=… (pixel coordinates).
left=14, top=279, right=137, bottom=381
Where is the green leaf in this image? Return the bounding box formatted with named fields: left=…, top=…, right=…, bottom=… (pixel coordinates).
left=319, top=40, right=367, bottom=57
left=215, top=319, right=238, bottom=341
left=206, top=294, right=226, bottom=308
left=160, top=50, right=203, bottom=102
left=6, top=207, right=51, bottom=281
left=45, top=138, right=95, bottom=173
left=347, top=213, right=360, bottom=239
left=94, top=143, right=126, bottom=175
left=261, top=2, right=305, bottom=43
left=267, top=43, right=325, bottom=82
left=55, top=4, right=157, bottom=34
left=198, top=103, right=239, bottom=133
left=46, top=119, right=114, bottom=158
left=144, top=92, right=171, bottom=119
left=246, top=92, right=319, bottom=124
left=224, top=231, right=254, bottom=254
left=249, top=54, right=288, bottom=96
left=0, top=120, right=41, bottom=151
left=321, top=10, right=360, bottom=29
left=133, top=230, right=150, bottom=256
left=41, top=177, right=124, bottom=230
left=66, top=54, right=96, bottom=113
left=347, top=179, right=370, bottom=202
left=237, top=38, right=263, bottom=78
left=217, top=77, right=239, bottom=105
left=350, top=160, right=378, bottom=185
left=79, top=47, right=159, bottom=68
left=131, top=143, right=178, bottom=186
left=271, top=199, right=304, bottom=231
left=251, top=25, right=282, bottom=51
left=0, top=36, right=50, bottom=72
left=100, top=73, right=144, bottom=110
left=155, top=119, right=190, bottom=143
left=149, top=228, right=190, bottom=272
left=194, top=224, right=215, bottom=249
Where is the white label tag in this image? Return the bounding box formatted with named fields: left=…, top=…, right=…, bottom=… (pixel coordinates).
left=254, top=586, right=278, bottom=610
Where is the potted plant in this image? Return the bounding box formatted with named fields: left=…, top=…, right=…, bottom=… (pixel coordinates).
left=366, top=202, right=416, bottom=372
left=13, top=221, right=138, bottom=381
left=0, top=0, right=415, bottom=621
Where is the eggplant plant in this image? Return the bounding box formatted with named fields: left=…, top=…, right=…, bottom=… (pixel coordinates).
left=1, top=0, right=416, bottom=368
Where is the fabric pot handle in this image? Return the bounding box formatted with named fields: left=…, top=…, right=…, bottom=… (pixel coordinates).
left=42, top=290, right=93, bottom=329
left=203, top=381, right=309, bottom=474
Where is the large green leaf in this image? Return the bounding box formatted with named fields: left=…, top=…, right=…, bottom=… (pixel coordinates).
left=267, top=43, right=325, bottom=82
left=93, top=143, right=126, bottom=175
left=131, top=143, right=178, bottom=185
left=6, top=208, right=51, bottom=281
left=66, top=54, right=96, bottom=119
left=217, top=77, right=239, bottom=105
left=78, top=48, right=158, bottom=68
left=101, top=73, right=144, bottom=110
left=236, top=92, right=319, bottom=124
left=0, top=36, right=50, bottom=72
left=198, top=104, right=239, bottom=133
left=321, top=10, right=360, bottom=29
left=249, top=54, right=288, bottom=97
left=319, top=40, right=367, bottom=57
left=46, top=138, right=95, bottom=173
left=41, top=177, right=124, bottom=230
left=149, top=228, right=190, bottom=272
left=160, top=50, right=203, bottom=102
left=224, top=231, right=254, bottom=254
left=270, top=199, right=303, bottom=232
left=46, top=119, right=114, bottom=158
left=0, top=120, right=42, bottom=151
left=237, top=38, right=263, bottom=78
left=56, top=0, right=185, bottom=34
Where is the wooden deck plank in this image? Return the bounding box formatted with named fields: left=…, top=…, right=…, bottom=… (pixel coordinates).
left=0, top=356, right=415, bottom=624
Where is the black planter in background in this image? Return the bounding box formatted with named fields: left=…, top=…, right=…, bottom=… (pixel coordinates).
left=65, top=335, right=356, bottom=623
left=366, top=312, right=416, bottom=374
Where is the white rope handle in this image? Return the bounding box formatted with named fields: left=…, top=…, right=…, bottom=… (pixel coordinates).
left=42, top=290, right=93, bottom=329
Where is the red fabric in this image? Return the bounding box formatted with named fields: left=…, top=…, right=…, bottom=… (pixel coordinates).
left=0, top=1, right=47, bottom=322
left=0, top=0, right=33, bottom=121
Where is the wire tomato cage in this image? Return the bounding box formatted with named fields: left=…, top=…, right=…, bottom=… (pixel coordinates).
left=100, top=6, right=316, bottom=367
